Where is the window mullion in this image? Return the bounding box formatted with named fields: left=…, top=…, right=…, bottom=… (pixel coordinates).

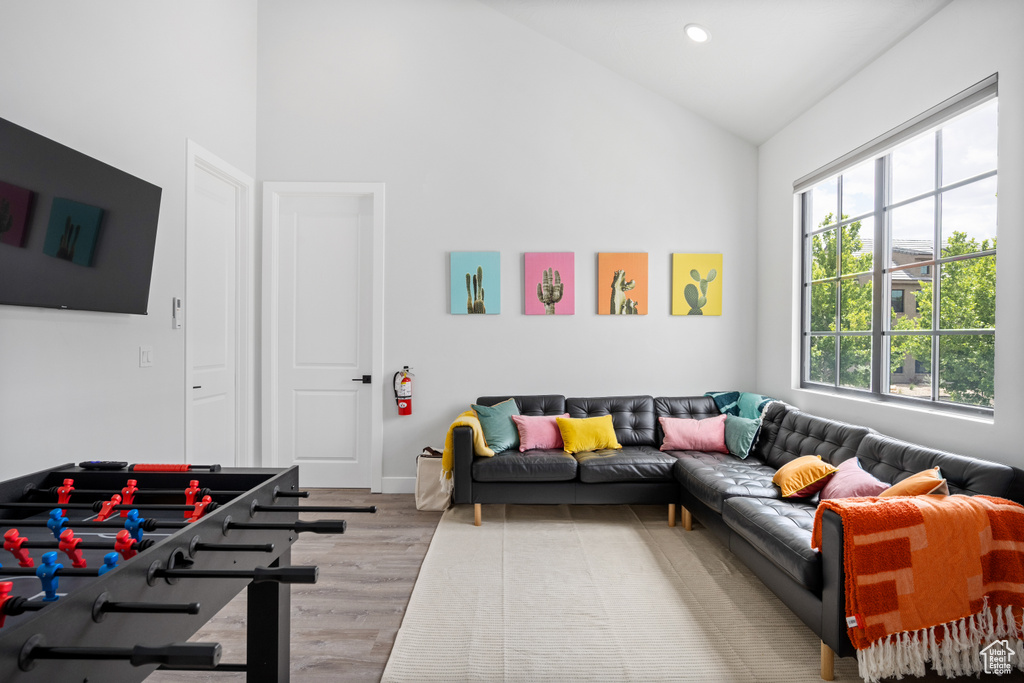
left=871, top=156, right=885, bottom=395
left=932, top=129, right=942, bottom=403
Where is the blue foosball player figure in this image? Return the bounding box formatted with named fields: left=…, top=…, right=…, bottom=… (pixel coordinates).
left=37, top=551, right=63, bottom=602
left=98, top=552, right=119, bottom=576
left=125, top=509, right=145, bottom=542
left=46, top=509, right=68, bottom=540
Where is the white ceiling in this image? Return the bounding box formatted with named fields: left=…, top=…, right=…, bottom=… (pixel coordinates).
left=477, top=0, right=952, bottom=145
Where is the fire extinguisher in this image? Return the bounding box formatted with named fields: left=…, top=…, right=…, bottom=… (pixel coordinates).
left=393, top=366, right=414, bottom=416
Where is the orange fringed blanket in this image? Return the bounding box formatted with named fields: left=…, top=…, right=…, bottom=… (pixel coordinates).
left=811, top=495, right=1024, bottom=682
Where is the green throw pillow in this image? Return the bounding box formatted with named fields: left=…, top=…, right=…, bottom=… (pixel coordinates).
left=471, top=398, right=521, bottom=452
left=725, top=415, right=760, bottom=459
left=737, top=392, right=774, bottom=419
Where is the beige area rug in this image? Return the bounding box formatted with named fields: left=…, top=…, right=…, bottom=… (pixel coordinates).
left=382, top=504, right=862, bottom=683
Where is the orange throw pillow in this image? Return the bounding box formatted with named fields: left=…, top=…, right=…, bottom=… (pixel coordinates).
left=879, top=466, right=949, bottom=496
left=772, top=455, right=837, bottom=498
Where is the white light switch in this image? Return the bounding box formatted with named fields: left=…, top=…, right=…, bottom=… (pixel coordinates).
left=139, top=345, right=153, bottom=368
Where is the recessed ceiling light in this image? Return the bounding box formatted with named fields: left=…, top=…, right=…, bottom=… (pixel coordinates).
left=684, top=23, right=711, bottom=43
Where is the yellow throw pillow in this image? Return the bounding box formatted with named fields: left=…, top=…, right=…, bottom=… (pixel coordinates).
left=556, top=415, right=622, bottom=454
left=879, top=467, right=949, bottom=497
left=772, top=455, right=838, bottom=498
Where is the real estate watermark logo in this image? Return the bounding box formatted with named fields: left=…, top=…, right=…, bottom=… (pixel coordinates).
left=980, top=639, right=1015, bottom=676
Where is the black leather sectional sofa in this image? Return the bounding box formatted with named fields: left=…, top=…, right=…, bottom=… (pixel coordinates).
left=451, top=394, right=1024, bottom=680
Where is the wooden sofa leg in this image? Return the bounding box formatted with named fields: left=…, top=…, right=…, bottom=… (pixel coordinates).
left=680, top=506, right=692, bottom=531
left=474, top=503, right=482, bottom=526
left=820, top=641, right=834, bottom=681
left=668, top=503, right=676, bottom=527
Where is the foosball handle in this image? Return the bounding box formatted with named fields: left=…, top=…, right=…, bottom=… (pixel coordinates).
left=130, top=643, right=223, bottom=668
left=292, top=520, right=347, bottom=534
left=252, top=566, right=319, bottom=584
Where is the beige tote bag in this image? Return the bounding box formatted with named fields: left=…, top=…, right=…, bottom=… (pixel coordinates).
left=415, top=447, right=450, bottom=511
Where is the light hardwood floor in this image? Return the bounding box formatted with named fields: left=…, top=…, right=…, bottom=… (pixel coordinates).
left=147, top=490, right=442, bottom=683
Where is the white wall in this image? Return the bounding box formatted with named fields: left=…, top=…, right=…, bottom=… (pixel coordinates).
left=0, top=1, right=258, bottom=475
left=757, top=0, right=1024, bottom=466
left=257, top=0, right=759, bottom=490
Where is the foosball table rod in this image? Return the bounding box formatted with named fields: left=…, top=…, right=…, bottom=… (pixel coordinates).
left=19, top=637, right=222, bottom=671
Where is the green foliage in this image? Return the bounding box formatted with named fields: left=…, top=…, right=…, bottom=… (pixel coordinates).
left=466, top=266, right=486, bottom=314
left=610, top=270, right=638, bottom=314
left=890, top=232, right=995, bottom=407
left=685, top=268, right=717, bottom=315
left=537, top=267, right=563, bottom=315
left=808, top=214, right=873, bottom=388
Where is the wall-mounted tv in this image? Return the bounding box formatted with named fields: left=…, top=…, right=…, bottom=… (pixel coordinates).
left=0, top=115, right=162, bottom=315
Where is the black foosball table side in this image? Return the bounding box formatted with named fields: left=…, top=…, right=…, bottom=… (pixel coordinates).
left=0, top=463, right=311, bottom=682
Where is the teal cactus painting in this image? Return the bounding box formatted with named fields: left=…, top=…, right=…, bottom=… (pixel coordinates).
left=451, top=251, right=500, bottom=315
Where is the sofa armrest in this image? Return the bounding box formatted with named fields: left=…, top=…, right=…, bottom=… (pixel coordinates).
left=452, top=425, right=474, bottom=504
left=819, top=508, right=855, bottom=658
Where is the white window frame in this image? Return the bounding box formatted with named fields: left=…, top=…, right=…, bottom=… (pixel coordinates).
left=795, top=75, right=997, bottom=416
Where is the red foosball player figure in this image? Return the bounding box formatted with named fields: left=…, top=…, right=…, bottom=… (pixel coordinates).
left=188, top=495, right=214, bottom=523
left=114, top=529, right=139, bottom=560
left=58, top=529, right=87, bottom=569
left=120, top=479, right=138, bottom=518
left=3, top=530, right=33, bottom=568
left=57, top=479, right=74, bottom=517
left=95, top=494, right=122, bottom=522
left=0, top=582, right=13, bottom=628
left=184, top=480, right=201, bottom=519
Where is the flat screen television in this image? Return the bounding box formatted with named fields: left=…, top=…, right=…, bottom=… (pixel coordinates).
left=0, top=115, right=162, bottom=315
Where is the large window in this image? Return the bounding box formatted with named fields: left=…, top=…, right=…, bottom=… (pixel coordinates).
left=798, top=77, right=997, bottom=414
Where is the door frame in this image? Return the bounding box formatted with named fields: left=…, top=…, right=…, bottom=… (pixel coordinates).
left=185, top=140, right=256, bottom=467
left=262, top=182, right=385, bottom=492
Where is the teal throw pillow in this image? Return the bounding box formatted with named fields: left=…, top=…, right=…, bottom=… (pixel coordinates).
left=471, top=398, right=521, bottom=452
left=725, top=415, right=760, bottom=459
left=737, top=392, right=775, bottom=419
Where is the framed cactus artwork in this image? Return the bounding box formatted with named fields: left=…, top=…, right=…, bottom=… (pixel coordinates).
left=672, top=253, right=723, bottom=316
left=597, top=252, right=648, bottom=315
left=450, top=251, right=500, bottom=314
left=0, top=180, right=33, bottom=248
left=525, top=252, right=574, bottom=315
left=42, top=197, right=104, bottom=267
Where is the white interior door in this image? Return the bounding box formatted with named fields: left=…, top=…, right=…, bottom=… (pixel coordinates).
left=186, top=142, right=254, bottom=467
left=263, top=183, right=384, bottom=489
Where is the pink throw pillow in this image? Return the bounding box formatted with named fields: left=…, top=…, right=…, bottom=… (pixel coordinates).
left=659, top=415, right=728, bottom=453
left=819, top=458, right=889, bottom=500
left=512, top=413, right=569, bottom=452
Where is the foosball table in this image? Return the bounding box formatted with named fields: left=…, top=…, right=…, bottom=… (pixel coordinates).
left=0, top=462, right=365, bottom=682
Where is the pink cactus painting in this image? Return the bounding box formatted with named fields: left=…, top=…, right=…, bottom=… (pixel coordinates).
left=525, top=252, right=574, bottom=315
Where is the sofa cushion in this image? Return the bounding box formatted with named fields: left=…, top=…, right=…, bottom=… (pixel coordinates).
left=672, top=452, right=779, bottom=512
left=476, top=395, right=566, bottom=417
left=574, top=446, right=675, bottom=483
left=658, top=415, right=727, bottom=453
left=853, top=433, right=1024, bottom=503
left=566, top=396, right=656, bottom=447
left=763, top=409, right=872, bottom=470
left=471, top=450, right=578, bottom=482
left=725, top=415, right=760, bottom=458
left=723, top=497, right=822, bottom=593
left=557, top=415, right=622, bottom=454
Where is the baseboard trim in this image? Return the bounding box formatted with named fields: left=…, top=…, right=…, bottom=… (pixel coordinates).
left=381, top=476, right=416, bottom=494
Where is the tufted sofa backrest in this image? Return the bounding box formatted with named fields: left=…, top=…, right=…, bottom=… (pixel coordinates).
left=854, top=433, right=1024, bottom=503
left=653, top=396, right=720, bottom=447
left=474, top=395, right=566, bottom=416
left=566, top=395, right=656, bottom=447
left=764, top=409, right=873, bottom=469
left=749, top=401, right=791, bottom=462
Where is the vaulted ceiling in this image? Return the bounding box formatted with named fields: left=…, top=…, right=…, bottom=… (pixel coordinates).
left=478, top=0, right=952, bottom=145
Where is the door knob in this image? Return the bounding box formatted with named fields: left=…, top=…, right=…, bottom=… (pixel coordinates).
left=352, top=375, right=371, bottom=384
